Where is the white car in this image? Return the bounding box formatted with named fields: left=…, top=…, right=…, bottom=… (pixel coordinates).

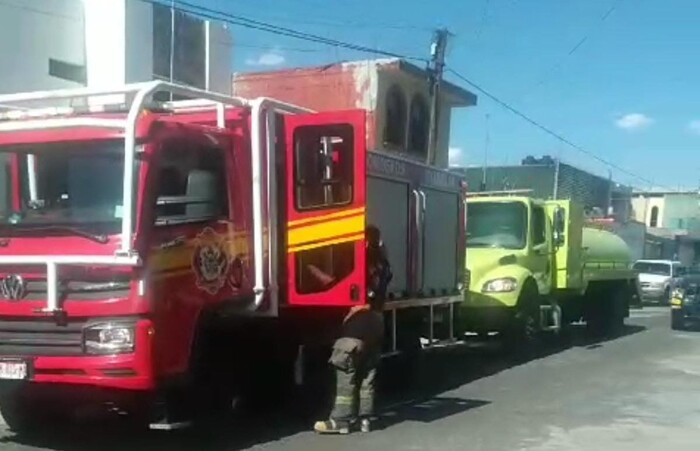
left=633, top=259, right=685, bottom=304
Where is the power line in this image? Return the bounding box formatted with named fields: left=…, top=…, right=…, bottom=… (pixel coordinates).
left=446, top=67, right=671, bottom=190
left=236, top=43, right=324, bottom=53
left=138, top=0, right=428, bottom=62
left=138, top=0, right=661, bottom=189
left=474, top=0, right=491, bottom=40
left=526, top=2, right=620, bottom=95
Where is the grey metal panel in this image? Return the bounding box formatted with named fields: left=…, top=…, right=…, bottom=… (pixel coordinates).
left=422, top=188, right=459, bottom=294
left=367, top=176, right=409, bottom=296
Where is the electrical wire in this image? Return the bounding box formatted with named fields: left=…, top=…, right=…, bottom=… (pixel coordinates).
left=138, top=0, right=428, bottom=62
left=138, top=0, right=663, bottom=190
left=527, top=2, right=620, bottom=94
left=446, top=67, right=670, bottom=190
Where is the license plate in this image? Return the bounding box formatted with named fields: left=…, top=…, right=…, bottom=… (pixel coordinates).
left=0, top=361, right=28, bottom=380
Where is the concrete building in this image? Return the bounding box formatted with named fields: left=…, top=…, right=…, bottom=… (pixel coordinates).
left=631, top=191, right=700, bottom=265
left=0, top=0, right=232, bottom=100
left=232, top=58, right=477, bottom=169
left=454, top=155, right=633, bottom=222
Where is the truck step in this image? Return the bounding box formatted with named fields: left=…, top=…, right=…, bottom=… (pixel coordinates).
left=149, top=420, right=193, bottom=431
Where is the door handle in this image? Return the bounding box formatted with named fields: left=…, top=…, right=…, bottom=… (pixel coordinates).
left=158, top=236, right=186, bottom=250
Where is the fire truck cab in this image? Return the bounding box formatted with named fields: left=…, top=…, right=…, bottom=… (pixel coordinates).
left=0, top=81, right=465, bottom=431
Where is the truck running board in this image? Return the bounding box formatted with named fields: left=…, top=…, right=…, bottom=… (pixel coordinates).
left=149, top=420, right=193, bottom=431
left=539, top=304, right=562, bottom=332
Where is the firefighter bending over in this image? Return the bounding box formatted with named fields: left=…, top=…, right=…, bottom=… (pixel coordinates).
left=312, top=225, right=393, bottom=434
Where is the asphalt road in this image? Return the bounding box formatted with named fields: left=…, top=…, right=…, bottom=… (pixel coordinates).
left=2, top=306, right=700, bottom=450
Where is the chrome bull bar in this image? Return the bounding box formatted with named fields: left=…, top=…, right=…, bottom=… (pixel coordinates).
left=0, top=255, right=140, bottom=316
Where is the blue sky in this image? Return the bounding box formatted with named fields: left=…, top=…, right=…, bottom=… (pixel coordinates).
left=200, top=0, right=700, bottom=190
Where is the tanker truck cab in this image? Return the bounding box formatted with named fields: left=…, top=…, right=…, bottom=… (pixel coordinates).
left=463, top=194, right=560, bottom=338
left=462, top=192, right=637, bottom=345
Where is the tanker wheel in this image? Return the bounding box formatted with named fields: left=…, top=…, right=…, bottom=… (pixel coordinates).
left=504, top=283, right=540, bottom=354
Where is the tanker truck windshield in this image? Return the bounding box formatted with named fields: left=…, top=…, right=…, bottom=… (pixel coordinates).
left=467, top=201, right=527, bottom=250
left=0, top=140, right=125, bottom=235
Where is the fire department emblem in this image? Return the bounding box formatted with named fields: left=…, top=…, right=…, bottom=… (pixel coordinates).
left=192, top=228, right=230, bottom=295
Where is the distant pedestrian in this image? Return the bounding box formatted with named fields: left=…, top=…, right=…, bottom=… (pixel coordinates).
left=314, top=225, right=392, bottom=434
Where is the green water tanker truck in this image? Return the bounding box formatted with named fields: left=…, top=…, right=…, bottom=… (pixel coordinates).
left=461, top=192, right=641, bottom=343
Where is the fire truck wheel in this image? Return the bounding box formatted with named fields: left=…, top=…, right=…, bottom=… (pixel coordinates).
left=0, top=391, right=48, bottom=434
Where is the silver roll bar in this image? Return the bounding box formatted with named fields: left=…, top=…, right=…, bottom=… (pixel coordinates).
left=249, top=98, right=312, bottom=312
left=0, top=81, right=311, bottom=315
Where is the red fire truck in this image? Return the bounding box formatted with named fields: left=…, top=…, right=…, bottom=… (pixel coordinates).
left=0, top=81, right=466, bottom=431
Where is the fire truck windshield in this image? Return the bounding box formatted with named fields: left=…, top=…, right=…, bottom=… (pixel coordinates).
left=467, top=201, right=527, bottom=250
left=0, top=140, right=125, bottom=234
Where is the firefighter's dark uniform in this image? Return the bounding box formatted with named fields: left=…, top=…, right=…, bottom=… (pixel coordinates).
left=316, top=230, right=392, bottom=434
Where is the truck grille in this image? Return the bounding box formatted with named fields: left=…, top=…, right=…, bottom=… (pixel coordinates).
left=21, top=280, right=131, bottom=302
left=0, top=319, right=85, bottom=356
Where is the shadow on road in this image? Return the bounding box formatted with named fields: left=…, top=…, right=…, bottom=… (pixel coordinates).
left=377, top=396, right=489, bottom=430
left=1, top=396, right=490, bottom=451
left=377, top=323, right=647, bottom=405
left=1, top=323, right=644, bottom=451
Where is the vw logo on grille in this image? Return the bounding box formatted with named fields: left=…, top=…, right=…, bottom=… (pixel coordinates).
left=0, top=275, right=26, bottom=301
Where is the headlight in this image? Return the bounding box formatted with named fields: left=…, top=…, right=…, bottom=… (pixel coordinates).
left=672, top=288, right=685, bottom=299
left=84, top=322, right=135, bottom=355
left=482, top=277, right=518, bottom=293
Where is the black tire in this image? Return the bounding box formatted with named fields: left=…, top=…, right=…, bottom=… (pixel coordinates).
left=608, top=286, right=627, bottom=335
left=585, top=283, right=626, bottom=337
left=0, top=391, right=47, bottom=434
left=671, top=311, right=686, bottom=331
left=503, top=282, right=540, bottom=353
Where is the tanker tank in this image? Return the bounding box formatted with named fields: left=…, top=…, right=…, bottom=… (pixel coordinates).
left=581, top=226, right=632, bottom=268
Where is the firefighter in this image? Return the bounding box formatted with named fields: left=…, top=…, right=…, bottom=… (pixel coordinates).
left=313, top=225, right=392, bottom=434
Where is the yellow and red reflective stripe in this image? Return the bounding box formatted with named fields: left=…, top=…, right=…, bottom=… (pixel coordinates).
left=287, top=207, right=365, bottom=228
left=288, top=232, right=364, bottom=254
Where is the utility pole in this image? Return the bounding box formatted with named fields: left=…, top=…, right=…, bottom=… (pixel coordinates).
left=481, top=113, right=490, bottom=191
left=426, top=28, right=449, bottom=166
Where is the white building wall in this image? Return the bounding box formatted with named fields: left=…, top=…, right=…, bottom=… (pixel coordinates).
left=0, top=0, right=86, bottom=97
left=0, top=0, right=231, bottom=103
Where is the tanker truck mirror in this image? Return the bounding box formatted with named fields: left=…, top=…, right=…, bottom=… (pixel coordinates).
left=553, top=207, right=566, bottom=246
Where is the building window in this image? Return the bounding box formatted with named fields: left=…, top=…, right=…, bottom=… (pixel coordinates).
left=650, top=206, right=659, bottom=228
left=154, top=142, right=229, bottom=226
left=408, top=94, right=429, bottom=157
left=294, top=124, right=353, bottom=210
left=383, top=85, right=407, bottom=149
left=48, top=58, right=87, bottom=85
left=152, top=3, right=206, bottom=100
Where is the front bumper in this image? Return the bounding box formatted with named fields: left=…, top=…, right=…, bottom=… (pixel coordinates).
left=641, top=286, right=667, bottom=300
left=460, top=305, right=515, bottom=333
left=0, top=319, right=154, bottom=391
